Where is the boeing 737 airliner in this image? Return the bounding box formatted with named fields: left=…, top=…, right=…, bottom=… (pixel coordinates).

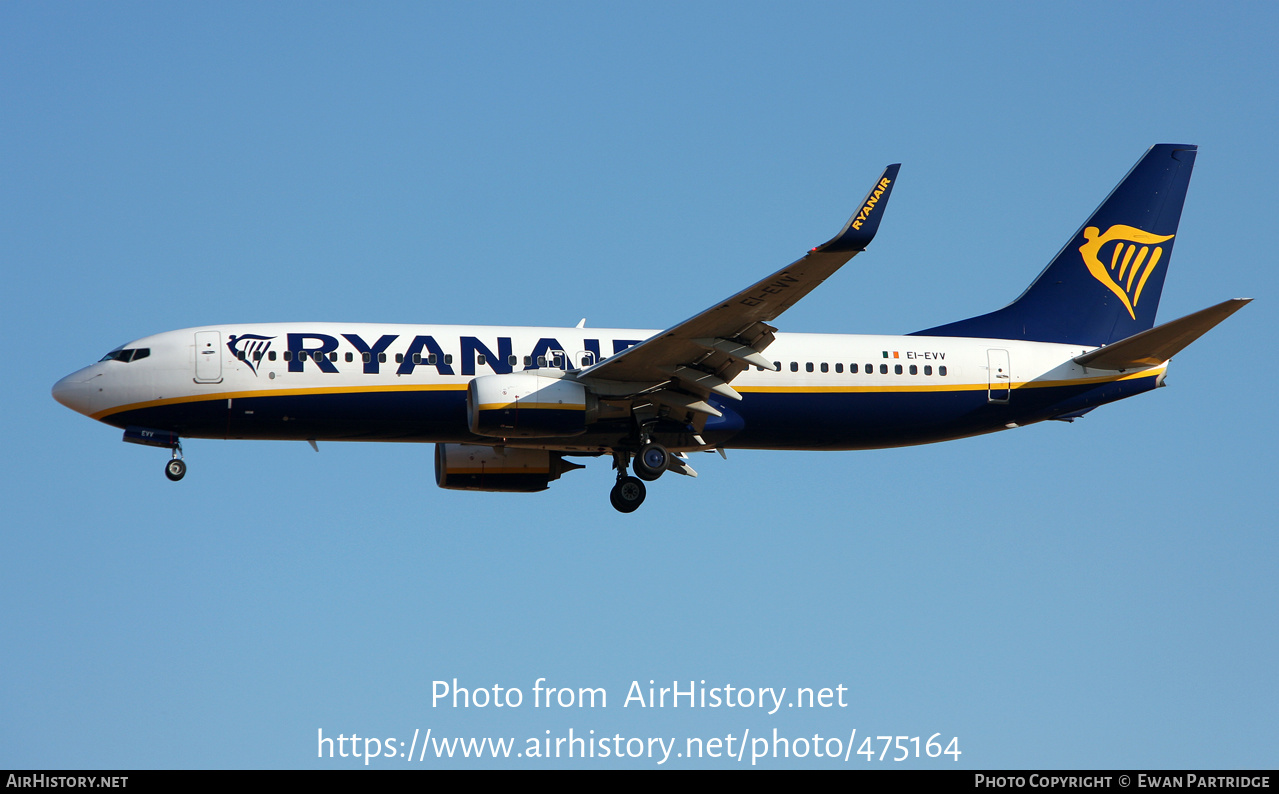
left=53, top=144, right=1248, bottom=512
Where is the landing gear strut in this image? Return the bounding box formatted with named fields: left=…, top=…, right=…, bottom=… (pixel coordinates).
left=609, top=451, right=646, bottom=513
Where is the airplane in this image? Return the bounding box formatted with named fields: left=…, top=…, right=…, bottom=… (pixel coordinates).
left=52, top=144, right=1249, bottom=513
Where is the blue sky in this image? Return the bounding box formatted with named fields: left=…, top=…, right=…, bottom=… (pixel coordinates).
left=3, top=2, right=1276, bottom=769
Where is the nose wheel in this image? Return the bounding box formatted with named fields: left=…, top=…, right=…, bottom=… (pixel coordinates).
left=164, top=443, right=186, bottom=482
left=165, top=459, right=187, bottom=481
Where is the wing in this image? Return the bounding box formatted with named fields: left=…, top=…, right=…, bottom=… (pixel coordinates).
left=574, top=164, right=900, bottom=421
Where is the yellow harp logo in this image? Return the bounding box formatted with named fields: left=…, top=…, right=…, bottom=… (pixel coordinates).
left=1079, top=225, right=1175, bottom=320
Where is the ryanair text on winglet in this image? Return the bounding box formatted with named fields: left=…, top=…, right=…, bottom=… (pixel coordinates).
left=851, top=176, right=892, bottom=230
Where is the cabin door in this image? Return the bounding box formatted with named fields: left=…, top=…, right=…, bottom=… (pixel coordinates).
left=987, top=348, right=1010, bottom=403
left=194, top=331, right=223, bottom=383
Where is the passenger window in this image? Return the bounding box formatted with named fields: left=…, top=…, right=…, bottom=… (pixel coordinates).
left=329, top=352, right=337, bottom=362
left=395, top=353, right=403, bottom=363
left=790, top=362, right=798, bottom=372
left=237, top=350, right=246, bottom=361
left=909, top=364, right=917, bottom=375
left=413, top=354, right=422, bottom=365
left=820, top=363, right=829, bottom=373
left=252, top=351, right=261, bottom=361
left=525, top=356, right=533, bottom=366
left=378, top=353, right=386, bottom=363
left=850, top=363, right=858, bottom=374
left=445, top=354, right=453, bottom=365
left=773, top=361, right=781, bottom=371
left=537, top=356, right=547, bottom=367
left=284, top=351, right=293, bottom=362
left=924, top=365, right=932, bottom=375
left=428, top=354, right=437, bottom=365
left=939, top=366, right=948, bottom=376
left=363, top=352, right=371, bottom=363
left=835, top=363, right=843, bottom=373
left=508, top=355, right=518, bottom=367
left=879, top=364, right=888, bottom=374
left=269, top=351, right=277, bottom=361
left=477, top=354, right=486, bottom=365
left=805, top=362, right=814, bottom=373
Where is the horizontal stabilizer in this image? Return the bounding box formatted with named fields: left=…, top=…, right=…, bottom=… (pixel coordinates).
left=1074, top=298, right=1250, bottom=370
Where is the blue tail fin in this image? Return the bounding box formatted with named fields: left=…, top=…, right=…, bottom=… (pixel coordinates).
left=912, top=144, right=1197, bottom=346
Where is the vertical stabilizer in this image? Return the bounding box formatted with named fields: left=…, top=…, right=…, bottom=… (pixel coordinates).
left=913, top=144, right=1197, bottom=346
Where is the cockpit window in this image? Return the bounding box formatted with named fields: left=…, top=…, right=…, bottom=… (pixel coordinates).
left=99, top=347, right=150, bottom=363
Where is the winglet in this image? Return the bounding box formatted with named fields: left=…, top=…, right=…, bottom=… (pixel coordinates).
left=815, top=163, right=901, bottom=253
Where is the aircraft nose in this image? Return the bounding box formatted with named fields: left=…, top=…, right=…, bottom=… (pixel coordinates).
left=52, top=369, right=101, bottom=416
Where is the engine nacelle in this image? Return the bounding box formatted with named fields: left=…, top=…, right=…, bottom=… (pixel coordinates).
left=434, top=443, right=580, bottom=492
left=467, top=373, right=589, bottom=438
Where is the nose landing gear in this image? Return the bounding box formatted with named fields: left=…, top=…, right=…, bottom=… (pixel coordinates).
left=122, top=427, right=187, bottom=482
left=165, top=457, right=187, bottom=482
left=164, top=443, right=186, bottom=481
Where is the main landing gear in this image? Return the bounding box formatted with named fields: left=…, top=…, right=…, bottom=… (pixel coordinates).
left=610, top=475, right=646, bottom=513
left=609, top=441, right=671, bottom=513
left=633, top=441, right=670, bottom=481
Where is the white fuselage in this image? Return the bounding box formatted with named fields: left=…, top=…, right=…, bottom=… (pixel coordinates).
left=52, top=323, right=1164, bottom=452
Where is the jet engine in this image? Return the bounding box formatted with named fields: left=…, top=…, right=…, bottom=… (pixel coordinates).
left=434, top=443, right=583, bottom=492
left=467, top=373, right=590, bottom=438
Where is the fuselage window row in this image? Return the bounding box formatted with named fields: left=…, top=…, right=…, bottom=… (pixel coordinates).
left=763, top=361, right=947, bottom=376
